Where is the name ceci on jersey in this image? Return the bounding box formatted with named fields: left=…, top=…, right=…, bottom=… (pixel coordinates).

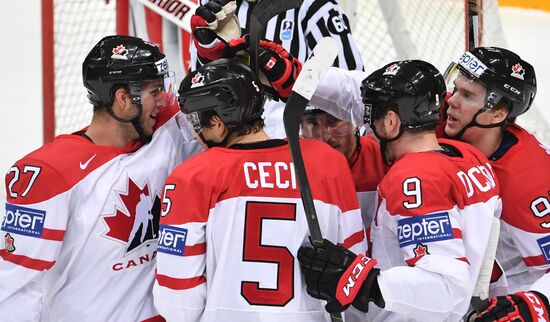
left=158, top=224, right=188, bottom=256
left=2, top=203, right=46, bottom=238
left=243, top=161, right=297, bottom=189
left=456, top=163, right=497, bottom=198
left=397, top=212, right=453, bottom=247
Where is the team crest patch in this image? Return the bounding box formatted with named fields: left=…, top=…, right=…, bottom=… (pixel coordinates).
left=510, top=63, right=525, bottom=80
left=4, top=233, right=15, bottom=253
left=537, top=235, right=550, bottom=263
left=383, top=63, right=400, bottom=76
left=191, top=72, right=204, bottom=88
left=413, top=243, right=429, bottom=257
left=280, top=19, right=294, bottom=41
left=111, top=45, right=129, bottom=60
left=158, top=225, right=188, bottom=256
left=397, top=212, right=453, bottom=247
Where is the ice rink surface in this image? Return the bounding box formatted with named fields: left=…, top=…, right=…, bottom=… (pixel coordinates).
left=0, top=2, right=549, bottom=201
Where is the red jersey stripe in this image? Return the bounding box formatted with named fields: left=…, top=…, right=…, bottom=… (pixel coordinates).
left=406, top=256, right=469, bottom=267
left=342, top=230, right=365, bottom=249
left=0, top=249, right=55, bottom=271
left=524, top=255, right=547, bottom=267
left=41, top=228, right=65, bottom=241
left=184, top=242, right=206, bottom=256
left=141, top=315, right=166, bottom=322
left=156, top=273, right=206, bottom=290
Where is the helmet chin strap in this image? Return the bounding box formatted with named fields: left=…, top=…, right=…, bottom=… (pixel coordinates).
left=370, top=123, right=405, bottom=166
left=450, top=107, right=507, bottom=140
left=106, top=102, right=152, bottom=144
left=198, top=128, right=235, bottom=149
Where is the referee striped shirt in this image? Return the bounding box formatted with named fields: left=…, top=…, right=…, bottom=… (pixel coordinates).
left=190, top=0, right=364, bottom=71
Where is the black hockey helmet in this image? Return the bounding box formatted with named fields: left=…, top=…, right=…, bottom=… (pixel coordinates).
left=83, top=35, right=174, bottom=108
left=446, top=47, right=536, bottom=118
left=361, top=60, right=445, bottom=131
left=178, top=58, right=265, bottom=134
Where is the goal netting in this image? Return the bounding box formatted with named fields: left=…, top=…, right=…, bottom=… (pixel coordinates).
left=44, top=0, right=549, bottom=144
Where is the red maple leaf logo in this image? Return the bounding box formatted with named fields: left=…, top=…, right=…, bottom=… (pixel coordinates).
left=113, top=45, right=126, bottom=55
left=512, top=63, right=522, bottom=73
left=103, top=179, right=150, bottom=245
left=5, top=233, right=15, bottom=252
left=191, top=72, right=203, bottom=85
left=413, top=243, right=429, bottom=257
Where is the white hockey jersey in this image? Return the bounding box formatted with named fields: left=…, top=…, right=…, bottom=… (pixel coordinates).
left=153, top=139, right=366, bottom=322
left=0, top=105, right=202, bottom=322
left=369, top=139, right=502, bottom=322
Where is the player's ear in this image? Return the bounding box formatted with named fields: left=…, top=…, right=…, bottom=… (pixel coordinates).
left=112, top=86, right=131, bottom=110
left=384, top=110, right=401, bottom=137
left=491, top=103, right=510, bottom=124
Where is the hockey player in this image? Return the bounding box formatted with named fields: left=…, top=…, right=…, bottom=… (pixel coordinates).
left=152, top=58, right=366, bottom=322
left=0, top=35, right=202, bottom=321
left=442, top=48, right=550, bottom=322
left=300, top=109, right=387, bottom=234
left=297, top=60, right=502, bottom=321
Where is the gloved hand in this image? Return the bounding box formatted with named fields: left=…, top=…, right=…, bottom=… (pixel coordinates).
left=190, top=0, right=244, bottom=62
left=258, top=40, right=302, bottom=101
left=297, top=239, right=383, bottom=314
left=470, top=291, right=550, bottom=322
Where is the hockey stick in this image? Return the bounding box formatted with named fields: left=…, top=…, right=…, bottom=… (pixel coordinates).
left=466, top=0, right=500, bottom=313
left=471, top=217, right=501, bottom=312
left=248, top=0, right=302, bottom=75
left=283, top=36, right=340, bottom=322
left=466, top=0, right=481, bottom=51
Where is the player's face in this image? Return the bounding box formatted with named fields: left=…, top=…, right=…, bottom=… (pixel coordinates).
left=445, top=74, right=490, bottom=141
left=139, top=79, right=167, bottom=136
left=301, top=113, right=356, bottom=160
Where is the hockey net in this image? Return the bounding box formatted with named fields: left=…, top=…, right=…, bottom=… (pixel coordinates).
left=44, top=0, right=549, bottom=144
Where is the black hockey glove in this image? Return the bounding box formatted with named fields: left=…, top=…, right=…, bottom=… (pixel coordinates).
left=190, top=0, right=244, bottom=62
left=297, top=238, right=384, bottom=314
left=257, top=40, right=302, bottom=101
left=469, top=291, right=550, bottom=322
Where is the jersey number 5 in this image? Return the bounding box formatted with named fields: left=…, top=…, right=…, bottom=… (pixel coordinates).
left=241, top=201, right=296, bottom=306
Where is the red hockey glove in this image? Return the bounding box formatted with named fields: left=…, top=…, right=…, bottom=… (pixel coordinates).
left=191, top=0, right=244, bottom=62
left=258, top=40, right=302, bottom=101
left=297, top=239, right=383, bottom=314
left=470, top=291, right=550, bottom=322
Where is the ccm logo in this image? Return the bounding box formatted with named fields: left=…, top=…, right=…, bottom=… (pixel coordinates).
left=524, top=292, right=548, bottom=322
left=343, top=256, right=372, bottom=297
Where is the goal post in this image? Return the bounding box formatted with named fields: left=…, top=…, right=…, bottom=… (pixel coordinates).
left=41, top=0, right=129, bottom=143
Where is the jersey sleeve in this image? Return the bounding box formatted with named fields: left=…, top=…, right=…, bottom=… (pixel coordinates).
left=0, top=159, right=70, bottom=321
left=310, top=67, right=367, bottom=128
left=334, top=157, right=367, bottom=256
left=153, top=163, right=210, bottom=322
left=375, top=163, right=487, bottom=321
